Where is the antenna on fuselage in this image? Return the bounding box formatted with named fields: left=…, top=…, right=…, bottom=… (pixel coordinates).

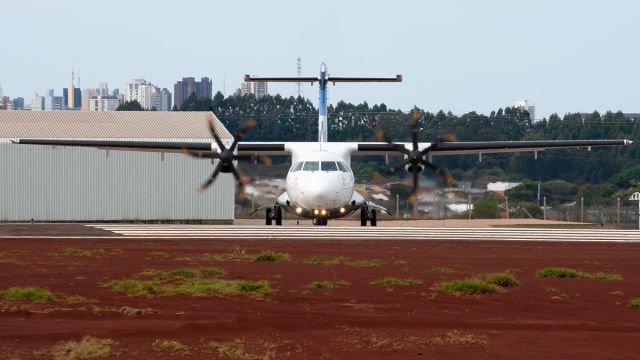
left=244, top=65, right=402, bottom=143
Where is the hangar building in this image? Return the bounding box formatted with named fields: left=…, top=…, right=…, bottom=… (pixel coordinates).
left=0, top=111, right=234, bottom=222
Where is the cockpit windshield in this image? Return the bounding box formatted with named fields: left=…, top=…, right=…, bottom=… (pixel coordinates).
left=290, top=162, right=303, bottom=172
left=337, top=162, right=350, bottom=172
left=320, top=161, right=338, bottom=171
left=302, top=161, right=319, bottom=171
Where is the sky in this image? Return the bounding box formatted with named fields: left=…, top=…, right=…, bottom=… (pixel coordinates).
left=1, top=0, right=639, bottom=118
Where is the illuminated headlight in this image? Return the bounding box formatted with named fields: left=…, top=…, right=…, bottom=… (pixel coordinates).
left=296, top=207, right=303, bottom=214
left=320, top=209, right=327, bottom=216
left=339, top=207, right=346, bottom=213
left=313, top=209, right=319, bottom=215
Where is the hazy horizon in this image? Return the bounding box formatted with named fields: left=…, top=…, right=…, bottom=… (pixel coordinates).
left=2, top=0, right=638, bottom=118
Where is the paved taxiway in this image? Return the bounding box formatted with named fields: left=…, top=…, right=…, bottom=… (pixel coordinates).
left=81, top=224, right=640, bottom=242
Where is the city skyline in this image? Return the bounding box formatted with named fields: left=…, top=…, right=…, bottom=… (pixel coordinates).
left=1, top=0, right=639, bottom=118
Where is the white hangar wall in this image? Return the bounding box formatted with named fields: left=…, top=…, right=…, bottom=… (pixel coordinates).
left=0, top=111, right=234, bottom=222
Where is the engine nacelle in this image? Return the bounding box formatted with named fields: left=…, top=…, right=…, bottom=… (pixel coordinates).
left=405, top=162, right=423, bottom=173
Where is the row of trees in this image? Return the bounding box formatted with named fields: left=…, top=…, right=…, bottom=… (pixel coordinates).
left=121, top=92, right=639, bottom=203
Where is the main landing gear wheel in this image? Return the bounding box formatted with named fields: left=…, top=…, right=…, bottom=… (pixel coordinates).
left=360, top=207, right=377, bottom=227
left=275, top=207, right=283, bottom=226
left=265, top=208, right=272, bottom=226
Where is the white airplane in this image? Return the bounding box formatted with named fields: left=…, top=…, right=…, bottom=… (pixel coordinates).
left=12, top=63, right=633, bottom=226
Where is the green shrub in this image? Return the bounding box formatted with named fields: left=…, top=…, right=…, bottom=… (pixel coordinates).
left=431, top=267, right=456, bottom=273
left=629, top=298, right=640, bottom=309
left=437, top=279, right=502, bottom=295
left=104, top=279, right=169, bottom=297
left=537, top=267, right=588, bottom=279
left=479, top=273, right=520, bottom=287
left=537, top=267, right=622, bottom=280
left=253, top=252, right=289, bottom=262
left=306, top=281, right=332, bottom=289
left=61, top=248, right=106, bottom=257
left=0, top=287, right=55, bottom=303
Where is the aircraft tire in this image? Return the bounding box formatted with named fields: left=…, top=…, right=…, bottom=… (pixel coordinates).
left=265, top=208, right=273, bottom=226
left=370, top=209, right=377, bottom=227
left=360, top=208, right=367, bottom=226
left=275, top=207, right=282, bottom=226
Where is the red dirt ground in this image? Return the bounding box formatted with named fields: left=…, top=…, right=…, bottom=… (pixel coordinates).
left=1, top=233, right=640, bottom=359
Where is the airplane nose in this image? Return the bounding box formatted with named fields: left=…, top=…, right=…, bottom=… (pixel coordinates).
left=300, top=176, right=336, bottom=210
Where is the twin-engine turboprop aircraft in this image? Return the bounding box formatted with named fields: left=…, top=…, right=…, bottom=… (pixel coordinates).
left=13, top=63, right=633, bottom=226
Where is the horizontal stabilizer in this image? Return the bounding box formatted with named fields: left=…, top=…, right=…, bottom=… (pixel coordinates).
left=244, top=75, right=318, bottom=84
left=327, top=75, right=402, bottom=83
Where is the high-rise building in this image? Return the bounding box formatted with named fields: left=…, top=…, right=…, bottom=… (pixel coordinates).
left=241, top=79, right=268, bottom=98
left=124, top=78, right=170, bottom=110
left=173, top=77, right=212, bottom=109
left=31, top=93, right=44, bottom=111
left=63, top=87, right=82, bottom=110
left=514, top=100, right=536, bottom=122
left=151, top=88, right=172, bottom=111
left=89, top=96, right=120, bottom=111
left=44, top=89, right=64, bottom=110
left=13, top=97, right=24, bottom=110
left=82, top=89, right=99, bottom=110
left=1, top=96, right=12, bottom=110
left=99, top=82, right=109, bottom=96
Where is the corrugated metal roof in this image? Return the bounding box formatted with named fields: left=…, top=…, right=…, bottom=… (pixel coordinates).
left=0, top=111, right=232, bottom=140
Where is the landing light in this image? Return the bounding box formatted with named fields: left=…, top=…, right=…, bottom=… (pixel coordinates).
left=320, top=209, right=327, bottom=216
left=313, top=209, right=319, bottom=215
left=339, top=207, right=346, bottom=213
left=296, top=207, right=303, bottom=214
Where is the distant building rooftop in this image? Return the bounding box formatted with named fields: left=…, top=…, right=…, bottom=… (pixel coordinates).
left=0, top=111, right=231, bottom=140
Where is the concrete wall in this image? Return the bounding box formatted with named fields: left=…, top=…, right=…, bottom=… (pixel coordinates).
left=0, top=142, right=234, bottom=222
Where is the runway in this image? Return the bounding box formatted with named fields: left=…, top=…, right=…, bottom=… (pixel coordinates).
left=79, top=224, right=640, bottom=242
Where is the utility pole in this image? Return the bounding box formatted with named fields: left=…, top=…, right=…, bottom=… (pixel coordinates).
left=296, top=57, right=303, bottom=98
left=468, top=195, right=472, bottom=220
left=543, top=196, right=547, bottom=220
left=537, top=181, right=541, bottom=205
left=580, top=197, right=584, bottom=223
left=396, top=194, right=399, bottom=219
left=617, top=197, right=621, bottom=224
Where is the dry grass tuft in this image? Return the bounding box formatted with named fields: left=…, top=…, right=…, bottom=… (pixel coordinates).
left=46, top=335, right=117, bottom=360
left=152, top=339, right=188, bottom=351
left=306, top=255, right=379, bottom=267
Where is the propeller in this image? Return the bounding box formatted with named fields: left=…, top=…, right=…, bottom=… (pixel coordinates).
left=374, top=110, right=455, bottom=198
left=182, top=109, right=260, bottom=197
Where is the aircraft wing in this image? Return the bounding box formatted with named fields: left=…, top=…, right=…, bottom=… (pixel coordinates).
left=10, top=139, right=290, bottom=156
left=354, top=139, right=632, bottom=156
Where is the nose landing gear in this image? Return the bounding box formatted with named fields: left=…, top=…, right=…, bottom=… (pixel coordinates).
left=360, top=207, right=377, bottom=227
left=313, top=218, right=328, bottom=226
left=265, top=206, right=283, bottom=226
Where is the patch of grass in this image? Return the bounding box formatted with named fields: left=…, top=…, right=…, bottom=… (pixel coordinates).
left=0, top=287, right=55, bottom=303
left=149, top=251, right=169, bottom=258
left=158, top=268, right=200, bottom=280
left=431, top=331, right=489, bottom=346
left=60, top=248, right=106, bottom=257
left=306, top=255, right=379, bottom=267
left=65, top=294, right=90, bottom=304
left=591, top=272, right=623, bottom=281
left=537, top=267, right=589, bottom=279
left=47, top=336, right=117, bottom=360
left=253, top=251, right=289, bottom=262
left=103, top=279, right=169, bottom=297
left=175, top=279, right=271, bottom=296
left=306, top=281, right=332, bottom=289
left=209, top=339, right=267, bottom=360
left=537, top=267, right=622, bottom=280
left=431, top=267, right=456, bottom=274
left=335, top=280, right=351, bottom=287
left=371, top=277, right=421, bottom=287
left=629, top=298, right=640, bottom=309
left=198, top=267, right=226, bottom=278
left=152, top=339, right=188, bottom=351
left=478, top=273, right=520, bottom=287
left=436, top=279, right=502, bottom=295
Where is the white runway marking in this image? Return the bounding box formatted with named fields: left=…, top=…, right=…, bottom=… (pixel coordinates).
left=86, top=225, right=640, bottom=242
